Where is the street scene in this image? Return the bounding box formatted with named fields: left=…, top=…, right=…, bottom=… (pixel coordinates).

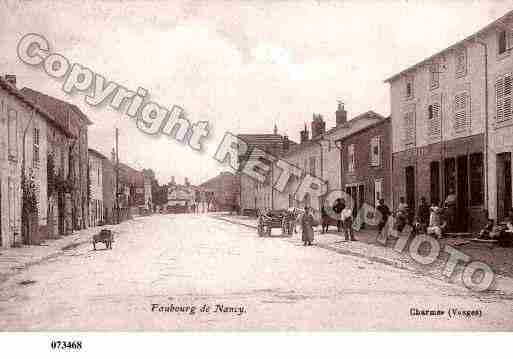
left=2, top=1, right=513, bottom=334
left=1, top=213, right=513, bottom=330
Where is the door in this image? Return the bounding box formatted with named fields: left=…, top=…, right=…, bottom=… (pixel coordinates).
left=456, top=155, right=469, bottom=231
left=430, top=161, right=440, bottom=206
left=405, top=166, right=415, bottom=222
left=497, top=152, right=512, bottom=221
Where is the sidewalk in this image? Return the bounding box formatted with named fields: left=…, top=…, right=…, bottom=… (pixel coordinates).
left=211, top=213, right=513, bottom=297
left=0, top=221, right=126, bottom=284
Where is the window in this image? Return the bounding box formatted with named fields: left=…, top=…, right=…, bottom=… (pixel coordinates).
left=7, top=109, right=17, bottom=160
left=470, top=153, right=484, bottom=206
left=454, top=92, right=470, bottom=133
left=427, top=102, right=441, bottom=140
left=498, top=30, right=507, bottom=55
left=429, top=64, right=439, bottom=89
left=370, top=136, right=381, bottom=167
left=455, top=47, right=467, bottom=76
left=348, top=144, right=356, bottom=172
left=374, top=179, right=383, bottom=207
left=496, top=73, right=512, bottom=123
left=33, top=127, right=40, bottom=167
left=309, top=157, right=316, bottom=176
left=405, top=79, right=413, bottom=99
left=403, top=110, right=416, bottom=147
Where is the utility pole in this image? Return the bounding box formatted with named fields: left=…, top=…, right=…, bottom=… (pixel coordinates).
left=115, top=128, right=120, bottom=224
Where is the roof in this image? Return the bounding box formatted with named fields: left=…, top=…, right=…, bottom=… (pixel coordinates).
left=237, top=133, right=295, bottom=148
left=385, top=10, right=513, bottom=82
left=199, top=171, right=239, bottom=189
left=0, top=77, right=75, bottom=138
left=283, top=110, right=386, bottom=157
left=88, top=148, right=108, bottom=160
left=20, top=87, right=93, bottom=128
left=335, top=116, right=391, bottom=143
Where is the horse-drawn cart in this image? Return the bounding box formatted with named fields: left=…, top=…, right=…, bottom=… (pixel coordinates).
left=257, top=210, right=295, bottom=237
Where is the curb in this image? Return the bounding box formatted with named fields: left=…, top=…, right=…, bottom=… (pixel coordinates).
left=211, top=215, right=513, bottom=297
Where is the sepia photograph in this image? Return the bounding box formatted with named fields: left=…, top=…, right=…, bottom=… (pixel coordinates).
left=1, top=1, right=513, bottom=348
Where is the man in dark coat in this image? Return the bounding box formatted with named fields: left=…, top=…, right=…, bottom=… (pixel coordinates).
left=376, top=198, right=391, bottom=240
left=332, top=198, right=345, bottom=232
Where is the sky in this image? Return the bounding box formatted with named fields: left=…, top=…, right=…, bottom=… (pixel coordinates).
left=1, top=0, right=511, bottom=184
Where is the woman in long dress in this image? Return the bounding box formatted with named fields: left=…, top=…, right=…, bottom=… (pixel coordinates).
left=301, top=206, right=315, bottom=246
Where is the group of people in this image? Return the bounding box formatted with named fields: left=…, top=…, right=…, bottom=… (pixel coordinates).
left=300, top=198, right=357, bottom=246
left=374, top=194, right=455, bottom=241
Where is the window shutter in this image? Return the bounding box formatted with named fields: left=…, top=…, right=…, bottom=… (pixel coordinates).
left=497, top=77, right=504, bottom=122
left=403, top=111, right=415, bottom=146
left=428, top=102, right=441, bottom=140
left=504, top=74, right=512, bottom=122
left=454, top=92, right=469, bottom=132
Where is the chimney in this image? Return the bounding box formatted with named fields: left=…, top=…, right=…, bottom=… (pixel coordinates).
left=300, top=123, right=309, bottom=144
left=311, top=113, right=326, bottom=139
left=111, top=148, right=116, bottom=163
left=273, top=124, right=278, bottom=135
left=4, top=75, right=16, bottom=88
left=336, top=101, right=347, bottom=126
left=185, top=177, right=190, bottom=186
left=283, top=135, right=290, bottom=152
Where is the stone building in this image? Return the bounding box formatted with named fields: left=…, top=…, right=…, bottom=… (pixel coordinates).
left=0, top=76, right=57, bottom=246
left=199, top=171, right=241, bottom=212
left=88, top=148, right=106, bottom=226
left=237, top=130, right=293, bottom=216
left=268, top=104, right=387, bottom=219
left=21, top=87, right=92, bottom=231
left=336, top=117, right=392, bottom=220
left=382, top=12, right=513, bottom=231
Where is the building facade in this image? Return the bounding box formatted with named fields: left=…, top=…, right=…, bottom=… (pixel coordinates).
left=199, top=171, right=241, bottom=212
left=0, top=76, right=51, bottom=247
left=386, top=26, right=488, bottom=231
left=88, top=149, right=105, bottom=226
left=267, top=105, right=386, bottom=220
left=383, top=12, right=513, bottom=232
left=237, top=132, right=292, bottom=216
left=337, top=117, right=392, bottom=221
left=21, top=87, right=92, bottom=231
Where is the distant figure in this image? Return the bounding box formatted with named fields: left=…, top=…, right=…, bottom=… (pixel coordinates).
left=341, top=205, right=355, bottom=241
left=427, top=203, right=447, bottom=239
left=376, top=198, right=391, bottom=240
left=416, top=197, right=430, bottom=233
left=301, top=206, right=315, bottom=246
left=444, top=188, right=457, bottom=231
left=321, top=205, right=329, bottom=234
left=395, top=196, right=409, bottom=234
left=478, top=218, right=499, bottom=240
left=332, top=198, right=345, bottom=232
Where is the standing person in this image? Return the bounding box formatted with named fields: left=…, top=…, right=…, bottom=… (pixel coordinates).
left=321, top=205, right=329, bottom=234
left=332, top=198, right=345, bottom=232
left=427, top=203, right=447, bottom=240
left=301, top=206, right=315, bottom=246
left=416, top=197, right=430, bottom=233
left=376, top=198, right=391, bottom=241
left=444, top=188, right=457, bottom=231
left=341, top=205, right=355, bottom=241
left=396, top=196, right=409, bottom=234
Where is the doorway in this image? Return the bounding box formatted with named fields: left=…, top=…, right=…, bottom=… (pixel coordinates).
left=405, top=166, right=415, bottom=222
left=456, top=155, right=469, bottom=231
left=497, top=152, right=512, bottom=221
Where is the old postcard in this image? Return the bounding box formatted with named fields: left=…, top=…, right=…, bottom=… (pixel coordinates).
left=1, top=0, right=513, bottom=342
